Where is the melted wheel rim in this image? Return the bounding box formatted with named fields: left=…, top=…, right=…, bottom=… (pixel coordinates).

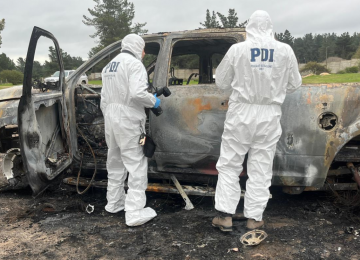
left=240, top=229, right=268, bottom=246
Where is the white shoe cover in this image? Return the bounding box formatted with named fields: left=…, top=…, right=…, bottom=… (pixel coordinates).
left=105, top=204, right=125, bottom=213
left=125, top=207, right=157, bottom=226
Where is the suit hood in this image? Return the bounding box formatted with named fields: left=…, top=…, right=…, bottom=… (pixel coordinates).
left=121, top=34, right=145, bottom=60
left=246, top=10, right=274, bottom=42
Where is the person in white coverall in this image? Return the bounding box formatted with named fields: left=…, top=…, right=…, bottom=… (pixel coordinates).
left=212, top=10, right=302, bottom=232
left=101, top=34, right=160, bottom=226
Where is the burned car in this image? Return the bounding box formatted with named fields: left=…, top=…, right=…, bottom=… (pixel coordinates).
left=1, top=26, right=360, bottom=198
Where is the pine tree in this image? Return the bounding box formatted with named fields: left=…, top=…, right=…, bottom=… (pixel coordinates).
left=293, top=38, right=306, bottom=63
left=275, top=32, right=285, bottom=42
left=0, top=19, right=5, bottom=48
left=283, top=30, right=294, bottom=47
left=335, top=32, right=352, bottom=59
left=217, top=9, right=239, bottom=28
left=353, top=45, right=360, bottom=59
left=42, top=47, right=84, bottom=76
left=83, top=0, right=147, bottom=56
left=350, top=32, right=360, bottom=58
left=0, top=53, right=15, bottom=72
left=200, top=9, right=219, bottom=28
left=16, top=57, right=26, bottom=73
left=303, top=33, right=317, bottom=62
left=238, top=20, right=248, bottom=28
left=275, top=30, right=294, bottom=47
left=315, top=33, right=335, bottom=62
left=200, top=9, right=248, bottom=29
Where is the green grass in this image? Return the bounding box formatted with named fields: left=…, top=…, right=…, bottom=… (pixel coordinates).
left=89, top=80, right=102, bottom=85
left=186, top=79, right=199, bottom=85
left=0, top=83, right=13, bottom=90
left=302, top=73, right=360, bottom=84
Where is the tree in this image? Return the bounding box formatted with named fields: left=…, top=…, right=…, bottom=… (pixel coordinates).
left=282, top=30, right=294, bottom=47
left=200, top=9, right=219, bottom=28
left=200, top=9, right=247, bottom=29
left=350, top=32, right=360, bottom=59
left=171, top=54, right=199, bottom=69
left=0, top=19, right=5, bottom=48
left=16, top=57, right=26, bottom=73
left=276, top=30, right=294, bottom=46
left=335, top=32, right=352, bottom=59
left=318, top=33, right=337, bottom=62
left=238, top=19, right=248, bottom=28
left=353, top=45, right=360, bottom=59
left=0, top=53, right=15, bottom=72
left=217, top=9, right=238, bottom=28
left=83, top=0, right=147, bottom=54
left=43, top=47, right=84, bottom=76
left=293, top=37, right=306, bottom=63
left=32, top=61, right=44, bottom=79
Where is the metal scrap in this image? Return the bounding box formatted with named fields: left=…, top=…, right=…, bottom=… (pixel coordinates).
left=240, top=230, right=268, bottom=246
left=86, top=204, right=94, bottom=214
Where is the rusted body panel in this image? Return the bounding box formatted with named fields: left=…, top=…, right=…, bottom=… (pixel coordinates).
left=151, top=85, right=228, bottom=174
left=152, top=82, right=360, bottom=187
left=274, top=83, right=360, bottom=187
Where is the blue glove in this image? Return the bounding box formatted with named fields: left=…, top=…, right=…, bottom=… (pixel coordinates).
left=153, top=93, right=161, bottom=108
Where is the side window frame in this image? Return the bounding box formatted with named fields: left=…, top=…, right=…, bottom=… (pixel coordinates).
left=143, top=40, right=162, bottom=84
left=167, top=36, right=238, bottom=87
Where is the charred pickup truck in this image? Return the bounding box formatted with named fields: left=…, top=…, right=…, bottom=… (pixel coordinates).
left=1, top=26, right=360, bottom=198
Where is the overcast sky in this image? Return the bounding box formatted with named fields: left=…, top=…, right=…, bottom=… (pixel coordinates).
left=1, top=0, right=359, bottom=63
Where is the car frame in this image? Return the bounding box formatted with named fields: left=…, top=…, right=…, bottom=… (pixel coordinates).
left=1, top=26, right=360, bottom=196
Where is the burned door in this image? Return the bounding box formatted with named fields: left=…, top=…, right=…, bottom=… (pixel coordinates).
left=18, top=27, right=72, bottom=195
left=151, top=37, right=238, bottom=174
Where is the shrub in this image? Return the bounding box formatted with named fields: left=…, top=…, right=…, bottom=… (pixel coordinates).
left=337, top=70, right=346, bottom=74
left=344, top=66, right=359, bottom=73
left=300, top=62, right=329, bottom=75
left=0, top=70, right=23, bottom=85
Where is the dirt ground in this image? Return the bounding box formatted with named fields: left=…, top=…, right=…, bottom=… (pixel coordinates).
left=1, top=180, right=360, bottom=260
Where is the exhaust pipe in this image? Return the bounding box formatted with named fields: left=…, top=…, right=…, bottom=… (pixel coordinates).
left=0, top=148, right=28, bottom=191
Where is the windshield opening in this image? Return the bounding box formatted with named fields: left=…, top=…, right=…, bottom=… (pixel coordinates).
left=51, top=71, right=60, bottom=77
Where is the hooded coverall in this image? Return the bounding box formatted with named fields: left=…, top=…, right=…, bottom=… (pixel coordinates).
left=101, top=34, right=157, bottom=226
left=215, top=10, right=302, bottom=221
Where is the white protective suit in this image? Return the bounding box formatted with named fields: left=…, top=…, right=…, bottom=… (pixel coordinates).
left=101, top=34, right=157, bottom=226
left=215, top=10, right=302, bottom=221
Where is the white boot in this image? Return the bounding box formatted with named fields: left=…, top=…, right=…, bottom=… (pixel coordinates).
left=105, top=196, right=126, bottom=213
left=125, top=207, right=157, bottom=226
left=105, top=203, right=125, bottom=213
